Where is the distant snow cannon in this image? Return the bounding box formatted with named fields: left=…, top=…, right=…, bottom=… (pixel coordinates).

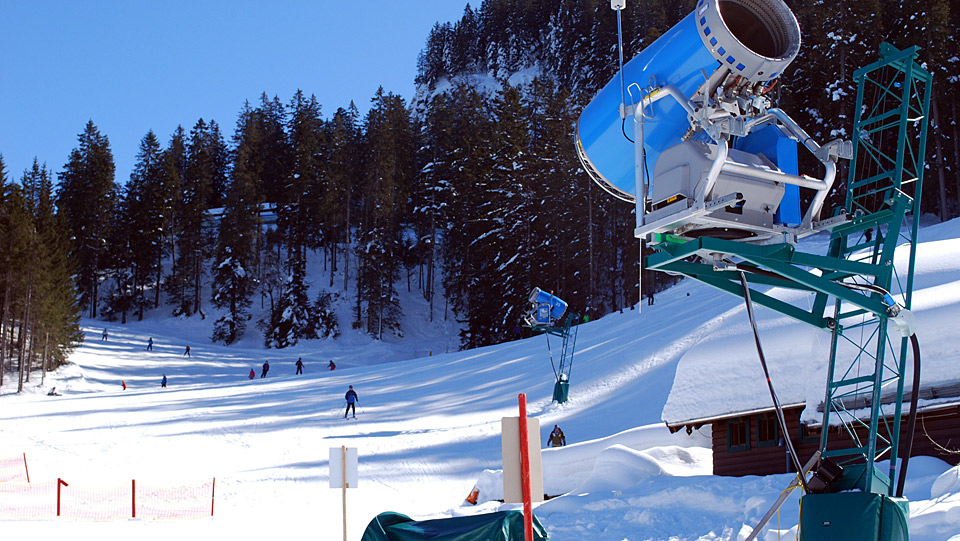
left=521, top=288, right=579, bottom=404
left=577, top=0, right=851, bottom=243
left=524, top=287, right=568, bottom=326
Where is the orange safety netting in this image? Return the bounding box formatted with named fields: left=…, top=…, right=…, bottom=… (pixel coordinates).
left=0, top=478, right=214, bottom=520
left=0, top=455, right=28, bottom=482
left=0, top=480, right=57, bottom=518
left=136, top=479, right=214, bottom=520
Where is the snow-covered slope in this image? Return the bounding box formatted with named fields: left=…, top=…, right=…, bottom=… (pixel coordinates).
left=2, top=220, right=959, bottom=540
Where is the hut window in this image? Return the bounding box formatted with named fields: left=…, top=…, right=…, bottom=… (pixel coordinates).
left=727, top=417, right=750, bottom=452
left=757, top=413, right=779, bottom=447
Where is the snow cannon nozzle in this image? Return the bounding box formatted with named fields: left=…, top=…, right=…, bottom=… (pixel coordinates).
left=523, top=287, right=568, bottom=327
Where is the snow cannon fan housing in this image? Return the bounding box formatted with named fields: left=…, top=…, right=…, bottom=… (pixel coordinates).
left=524, top=288, right=568, bottom=327
left=576, top=0, right=846, bottom=244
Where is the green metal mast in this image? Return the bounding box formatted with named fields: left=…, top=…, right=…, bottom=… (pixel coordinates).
left=528, top=312, right=580, bottom=404
left=816, top=42, right=932, bottom=495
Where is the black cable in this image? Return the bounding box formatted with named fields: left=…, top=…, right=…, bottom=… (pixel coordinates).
left=621, top=117, right=634, bottom=143
left=896, top=332, right=921, bottom=498
left=739, top=271, right=808, bottom=491
left=545, top=332, right=559, bottom=381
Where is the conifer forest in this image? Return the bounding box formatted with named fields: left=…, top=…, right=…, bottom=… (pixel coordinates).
left=1, top=0, right=957, bottom=387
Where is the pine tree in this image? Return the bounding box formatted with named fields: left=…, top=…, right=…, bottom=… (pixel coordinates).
left=355, top=88, right=414, bottom=338
left=170, top=118, right=218, bottom=317
left=323, top=103, right=362, bottom=290
left=439, top=85, right=495, bottom=348
left=56, top=120, right=117, bottom=318
left=265, top=90, right=326, bottom=346
left=211, top=133, right=260, bottom=344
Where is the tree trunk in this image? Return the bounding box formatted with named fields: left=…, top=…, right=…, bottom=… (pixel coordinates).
left=0, top=275, right=8, bottom=389
left=155, top=229, right=163, bottom=308
left=952, top=95, right=960, bottom=218
left=41, top=332, right=48, bottom=385
left=932, top=95, right=948, bottom=221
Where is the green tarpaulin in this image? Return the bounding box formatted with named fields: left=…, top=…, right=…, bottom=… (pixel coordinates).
left=361, top=510, right=548, bottom=541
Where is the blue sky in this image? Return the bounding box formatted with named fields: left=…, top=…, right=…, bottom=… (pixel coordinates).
left=0, top=0, right=470, bottom=187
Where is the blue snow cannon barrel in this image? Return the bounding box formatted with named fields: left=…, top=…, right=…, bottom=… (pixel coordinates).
left=529, top=288, right=568, bottom=325
left=575, top=0, right=801, bottom=201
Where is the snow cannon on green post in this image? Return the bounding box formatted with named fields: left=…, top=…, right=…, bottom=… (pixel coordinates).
left=522, top=288, right=580, bottom=404
left=578, top=0, right=932, bottom=537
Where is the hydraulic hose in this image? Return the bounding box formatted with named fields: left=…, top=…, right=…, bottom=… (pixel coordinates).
left=896, top=333, right=921, bottom=498
left=739, top=272, right=808, bottom=491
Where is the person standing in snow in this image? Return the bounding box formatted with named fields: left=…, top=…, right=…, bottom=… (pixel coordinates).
left=295, top=357, right=303, bottom=375
left=249, top=368, right=255, bottom=380
left=344, top=385, right=358, bottom=418
left=183, top=345, right=191, bottom=357
left=261, top=360, right=270, bottom=378
left=161, top=374, right=167, bottom=388
left=547, top=425, right=566, bottom=447
left=101, top=328, right=108, bottom=341
left=328, top=360, right=336, bottom=371
left=147, top=337, right=153, bottom=351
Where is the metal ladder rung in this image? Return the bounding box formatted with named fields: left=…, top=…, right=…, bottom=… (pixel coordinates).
left=830, top=374, right=877, bottom=389
left=822, top=446, right=869, bottom=458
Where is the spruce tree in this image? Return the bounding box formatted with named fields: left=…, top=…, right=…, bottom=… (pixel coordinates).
left=211, top=116, right=260, bottom=344
left=56, top=120, right=117, bottom=318
left=355, top=88, right=414, bottom=338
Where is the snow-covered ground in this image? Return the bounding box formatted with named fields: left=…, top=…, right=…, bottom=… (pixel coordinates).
left=2, top=220, right=959, bottom=540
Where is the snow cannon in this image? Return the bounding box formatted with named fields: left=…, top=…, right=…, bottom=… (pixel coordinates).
left=577, top=0, right=852, bottom=243
left=524, top=288, right=568, bottom=327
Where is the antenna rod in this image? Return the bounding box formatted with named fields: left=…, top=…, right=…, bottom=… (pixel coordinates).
left=612, top=0, right=626, bottom=118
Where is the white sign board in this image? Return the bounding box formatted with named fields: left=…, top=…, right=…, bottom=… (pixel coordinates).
left=329, top=446, right=358, bottom=488
left=501, top=416, right=543, bottom=504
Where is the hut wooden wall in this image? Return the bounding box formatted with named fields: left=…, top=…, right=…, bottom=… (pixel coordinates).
left=711, top=405, right=960, bottom=477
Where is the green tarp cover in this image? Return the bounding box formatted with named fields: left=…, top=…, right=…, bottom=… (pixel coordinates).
left=361, top=510, right=548, bottom=541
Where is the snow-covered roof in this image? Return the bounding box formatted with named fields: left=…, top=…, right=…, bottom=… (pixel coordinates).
left=662, top=218, right=960, bottom=427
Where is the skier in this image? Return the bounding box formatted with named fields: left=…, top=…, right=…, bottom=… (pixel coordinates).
left=547, top=425, right=566, bottom=447
left=344, top=385, right=358, bottom=418
left=161, top=374, right=167, bottom=388
left=261, top=360, right=270, bottom=378
left=101, top=328, right=108, bottom=341
left=249, top=368, right=255, bottom=380
left=146, top=337, right=153, bottom=351
left=122, top=380, right=126, bottom=390
left=295, top=357, right=303, bottom=375
left=328, top=360, right=336, bottom=371
left=183, top=345, right=191, bottom=357
left=47, top=387, right=59, bottom=396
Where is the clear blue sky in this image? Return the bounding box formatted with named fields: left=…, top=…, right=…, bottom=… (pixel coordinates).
left=0, top=0, right=470, bottom=186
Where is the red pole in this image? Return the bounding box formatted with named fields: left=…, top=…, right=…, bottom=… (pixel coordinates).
left=57, top=478, right=68, bottom=517
left=211, top=477, right=216, bottom=517
left=132, top=479, right=136, bottom=518
left=518, top=393, right=534, bottom=541
left=22, top=452, right=29, bottom=484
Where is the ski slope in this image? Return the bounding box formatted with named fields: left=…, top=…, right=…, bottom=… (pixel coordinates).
left=2, top=220, right=960, bottom=540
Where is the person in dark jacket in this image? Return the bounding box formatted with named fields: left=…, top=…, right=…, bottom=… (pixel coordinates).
left=183, top=345, right=191, bottom=357
left=295, top=357, right=303, bottom=375
left=161, top=374, right=167, bottom=388
left=147, top=337, right=153, bottom=351
left=344, top=385, right=358, bottom=418
left=547, top=425, right=566, bottom=447
left=261, top=360, right=270, bottom=378
left=329, top=360, right=336, bottom=371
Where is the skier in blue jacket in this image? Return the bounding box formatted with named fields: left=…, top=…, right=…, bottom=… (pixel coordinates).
left=344, top=386, right=359, bottom=418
